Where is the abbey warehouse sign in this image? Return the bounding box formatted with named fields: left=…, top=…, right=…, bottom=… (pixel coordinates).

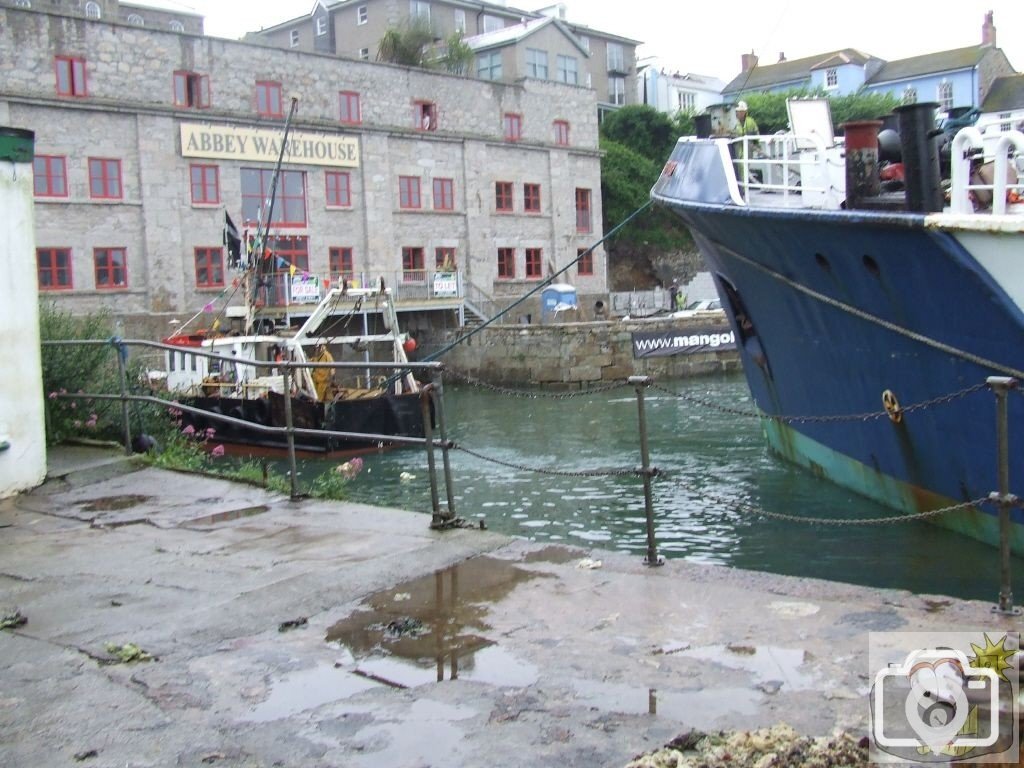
left=180, top=123, right=359, bottom=168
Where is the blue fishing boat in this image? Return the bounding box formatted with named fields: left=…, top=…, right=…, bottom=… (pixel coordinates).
left=652, top=99, right=1024, bottom=552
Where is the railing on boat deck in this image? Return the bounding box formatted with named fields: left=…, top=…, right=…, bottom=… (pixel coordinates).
left=949, top=128, right=1024, bottom=215
left=252, top=268, right=465, bottom=312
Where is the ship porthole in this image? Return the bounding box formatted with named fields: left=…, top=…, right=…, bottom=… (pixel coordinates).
left=814, top=253, right=830, bottom=272
left=863, top=254, right=881, bottom=278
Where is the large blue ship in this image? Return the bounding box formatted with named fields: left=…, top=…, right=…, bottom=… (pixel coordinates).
left=652, top=100, right=1024, bottom=553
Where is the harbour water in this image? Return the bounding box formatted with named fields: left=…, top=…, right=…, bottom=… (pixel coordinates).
left=292, top=374, right=1018, bottom=602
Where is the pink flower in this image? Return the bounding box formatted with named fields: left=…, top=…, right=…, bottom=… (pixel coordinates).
left=85, top=418, right=98, bottom=428
left=73, top=420, right=82, bottom=428
left=210, top=444, right=225, bottom=457
left=70, top=401, right=77, bottom=409
left=205, top=427, right=216, bottom=439
left=48, top=392, right=58, bottom=400
left=182, top=424, right=196, bottom=436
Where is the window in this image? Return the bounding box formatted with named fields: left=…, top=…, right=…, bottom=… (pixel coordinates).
left=497, top=247, right=515, bottom=279
left=399, top=176, right=421, bottom=209
left=168, top=20, right=185, bottom=32
left=482, top=14, right=503, bottom=33
left=325, top=171, right=352, bottom=207
left=289, top=29, right=300, bottom=47
left=523, top=183, right=540, bottom=213
left=553, top=120, right=570, bottom=146
left=316, top=16, right=328, bottom=35
left=126, top=13, right=144, bottom=25
left=495, top=181, right=513, bottom=212
left=241, top=168, right=307, bottom=226
left=415, top=101, right=437, bottom=131
left=410, top=0, right=430, bottom=23
left=357, top=6, right=368, bottom=25
left=329, top=247, right=354, bottom=283
left=477, top=51, right=502, bottom=81
left=454, top=9, right=466, bottom=32
left=359, top=48, right=369, bottom=60
left=194, top=247, right=224, bottom=288
left=503, top=113, right=522, bottom=142
left=938, top=81, right=954, bottom=112
left=577, top=247, right=593, bottom=276
left=575, top=188, right=591, bottom=232
left=14, top=0, right=31, bottom=6
left=84, top=1, right=100, bottom=19
left=526, top=48, right=548, bottom=79
left=402, top=246, right=425, bottom=282
left=190, top=164, right=219, bottom=205
left=609, top=77, right=626, bottom=106
left=435, top=247, right=456, bottom=269
left=556, top=55, right=577, bottom=85
left=902, top=86, right=917, bottom=105
left=339, top=90, right=361, bottom=123
left=606, top=43, right=624, bottom=71
left=174, top=70, right=210, bottom=108
left=88, top=158, right=122, bottom=200
left=525, top=248, right=542, bottom=279
left=433, top=177, right=454, bottom=211
left=55, top=56, right=87, bottom=97
left=266, top=235, right=309, bottom=271
left=826, top=67, right=838, bottom=88
left=256, top=81, right=283, bottom=117
left=578, top=35, right=590, bottom=52
left=94, top=247, right=127, bottom=289
left=33, top=155, right=67, bottom=197
left=37, top=248, right=72, bottom=290
left=677, top=91, right=695, bottom=112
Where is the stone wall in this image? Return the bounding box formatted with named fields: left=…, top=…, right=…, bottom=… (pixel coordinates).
left=436, top=318, right=741, bottom=386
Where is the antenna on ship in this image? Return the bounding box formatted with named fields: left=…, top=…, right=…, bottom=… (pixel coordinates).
left=245, top=96, right=300, bottom=336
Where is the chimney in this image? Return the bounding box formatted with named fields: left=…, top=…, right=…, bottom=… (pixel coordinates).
left=982, top=11, right=996, bottom=46
left=741, top=50, right=759, bottom=71
left=778, top=52, right=786, bottom=63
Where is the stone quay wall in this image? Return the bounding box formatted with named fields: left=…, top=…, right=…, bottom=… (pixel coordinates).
left=437, top=318, right=742, bottom=386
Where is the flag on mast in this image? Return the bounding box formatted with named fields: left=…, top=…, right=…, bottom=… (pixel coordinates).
left=224, top=212, right=242, bottom=266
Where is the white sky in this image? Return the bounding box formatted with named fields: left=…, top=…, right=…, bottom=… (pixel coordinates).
left=136, top=0, right=1024, bottom=85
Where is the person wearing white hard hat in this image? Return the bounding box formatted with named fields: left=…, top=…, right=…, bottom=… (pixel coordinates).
left=733, top=101, right=759, bottom=136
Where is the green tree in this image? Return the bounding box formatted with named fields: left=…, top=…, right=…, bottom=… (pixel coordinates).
left=599, top=105, right=677, bottom=164
left=376, top=18, right=437, bottom=67
left=436, top=31, right=473, bottom=75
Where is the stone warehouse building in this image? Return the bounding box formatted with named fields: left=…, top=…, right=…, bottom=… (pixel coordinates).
left=0, top=4, right=606, bottom=337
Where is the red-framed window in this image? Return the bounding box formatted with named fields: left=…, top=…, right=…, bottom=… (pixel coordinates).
left=93, top=247, right=127, bottom=289
left=255, top=80, right=283, bottom=117
left=33, top=155, right=68, bottom=197
left=577, top=247, right=594, bottom=276
left=503, top=112, right=522, bottom=142
left=523, top=183, right=541, bottom=213
left=269, top=235, right=309, bottom=271
left=88, top=158, right=122, bottom=200
left=553, top=119, right=570, bottom=146
left=525, top=247, right=543, bottom=279
left=435, top=247, right=456, bottom=269
left=497, top=247, right=516, bottom=279
left=241, top=168, right=306, bottom=227
left=329, top=246, right=354, bottom=284
left=325, top=171, right=352, bottom=207
left=173, top=70, right=210, bottom=108
left=55, top=56, right=87, bottom=97
left=495, top=181, right=513, bottom=212
left=37, top=248, right=73, bottom=290
left=575, top=187, right=592, bottom=232
left=189, top=164, right=219, bottom=205
left=414, top=101, right=437, bottom=131
left=194, top=247, right=224, bottom=288
left=399, top=176, right=421, bottom=209
left=339, top=91, right=361, bottom=124
left=433, top=178, right=454, bottom=211
left=402, top=246, right=426, bottom=282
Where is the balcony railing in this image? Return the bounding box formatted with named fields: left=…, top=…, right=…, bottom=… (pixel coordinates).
left=250, top=268, right=465, bottom=309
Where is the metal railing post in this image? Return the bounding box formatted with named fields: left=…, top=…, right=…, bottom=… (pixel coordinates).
left=114, top=340, right=132, bottom=454
left=421, top=387, right=443, bottom=525
left=281, top=365, right=298, bottom=501
left=431, top=368, right=458, bottom=521
left=987, top=376, right=1020, bottom=614
left=629, top=375, right=664, bottom=567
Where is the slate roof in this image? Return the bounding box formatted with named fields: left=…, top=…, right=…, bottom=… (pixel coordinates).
left=722, top=49, right=872, bottom=94
left=867, top=45, right=988, bottom=84
left=464, top=16, right=590, bottom=56
left=981, top=73, right=1024, bottom=111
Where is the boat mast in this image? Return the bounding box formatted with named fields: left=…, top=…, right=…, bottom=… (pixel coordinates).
left=245, top=97, right=300, bottom=336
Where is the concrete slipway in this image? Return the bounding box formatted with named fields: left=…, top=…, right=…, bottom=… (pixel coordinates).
left=1, top=446, right=1021, bottom=767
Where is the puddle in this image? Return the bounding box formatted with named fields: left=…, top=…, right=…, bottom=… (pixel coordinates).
left=520, top=545, right=581, bottom=565
left=181, top=505, right=270, bottom=527
left=326, top=556, right=545, bottom=688
left=572, top=678, right=762, bottom=728
left=677, top=644, right=816, bottom=691
left=80, top=494, right=151, bottom=512
left=244, top=662, right=382, bottom=722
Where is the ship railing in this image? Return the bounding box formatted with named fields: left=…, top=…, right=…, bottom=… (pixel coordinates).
left=721, top=132, right=841, bottom=209
left=949, top=128, right=1024, bottom=215
left=248, top=268, right=466, bottom=310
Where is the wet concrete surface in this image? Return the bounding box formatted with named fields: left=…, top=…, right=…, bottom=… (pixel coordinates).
left=1, top=446, right=1022, bottom=767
